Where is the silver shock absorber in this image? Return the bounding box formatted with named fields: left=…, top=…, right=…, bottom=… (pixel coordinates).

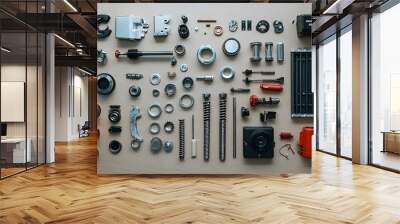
left=219, top=93, right=227, bottom=162
left=203, top=93, right=211, bottom=161
left=179, top=119, right=185, bottom=160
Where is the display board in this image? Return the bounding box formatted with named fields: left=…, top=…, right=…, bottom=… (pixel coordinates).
left=97, top=3, right=313, bottom=175
left=1, top=82, right=25, bottom=122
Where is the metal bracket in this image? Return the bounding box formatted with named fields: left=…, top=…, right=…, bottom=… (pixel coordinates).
left=154, top=15, right=170, bottom=37
left=115, top=16, right=149, bottom=40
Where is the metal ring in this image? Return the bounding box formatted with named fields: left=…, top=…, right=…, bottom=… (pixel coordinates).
left=164, top=83, right=176, bottom=97
left=174, top=44, right=186, bottom=56
left=150, top=73, right=161, bottom=85
left=131, top=139, right=142, bottom=150
left=164, top=121, right=174, bottom=133
left=97, top=73, right=115, bottom=95
left=197, top=45, right=216, bottom=65
left=256, top=20, right=270, bottom=33
left=149, top=122, right=161, bottom=135
left=222, top=38, right=240, bottom=56
left=179, top=94, right=194, bottom=110
left=182, top=77, right=194, bottom=90
left=148, top=104, right=162, bottom=118
left=180, top=64, right=188, bottom=72
left=164, top=104, right=174, bottom=113
left=129, top=85, right=141, bottom=97
left=220, top=66, right=235, bottom=80
left=214, top=25, right=223, bottom=36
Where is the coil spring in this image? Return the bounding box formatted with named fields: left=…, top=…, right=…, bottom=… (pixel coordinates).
left=203, top=93, right=211, bottom=161
left=179, top=119, right=185, bottom=160
left=219, top=93, right=227, bottom=161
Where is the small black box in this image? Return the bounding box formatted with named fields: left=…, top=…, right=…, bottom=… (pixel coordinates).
left=243, top=127, right=275, bottom=159
left=296, top=15, right=312, bottom=37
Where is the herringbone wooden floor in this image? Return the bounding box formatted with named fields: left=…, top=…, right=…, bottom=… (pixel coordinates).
left=1, top=136, right=400, bottom=224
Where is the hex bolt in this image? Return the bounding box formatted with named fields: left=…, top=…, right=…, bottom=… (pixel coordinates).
left=249, top=94, right=280, bottom=107
left=250, top=42, right=262, bottom=62
left=265, top=42, right=273, bottom=62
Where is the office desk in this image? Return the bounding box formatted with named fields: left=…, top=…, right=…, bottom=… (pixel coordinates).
left=1, top=138, right=32, bottom=163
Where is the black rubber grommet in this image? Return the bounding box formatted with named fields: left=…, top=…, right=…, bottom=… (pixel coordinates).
left=97, top=73, right=115, bottom=95
left=109, top=140, right=122, bottom=154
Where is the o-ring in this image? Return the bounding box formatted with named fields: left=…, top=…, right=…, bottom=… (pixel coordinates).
left=148, top=104, right=162, bottom=118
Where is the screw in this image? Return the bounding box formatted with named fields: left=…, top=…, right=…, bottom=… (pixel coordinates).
left=196, top=75, right=214, bottom=82
left=243, top=77, right=284, bottom=85
left=230, top=87, right=250, bottom=93
left=242, top=69, right=275, bottom=76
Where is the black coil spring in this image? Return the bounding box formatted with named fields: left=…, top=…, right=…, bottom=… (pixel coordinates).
left=203, top=93, right=211, bottom=161
left=219, top=93, right=227, bottom=161
left=179, top=119, right=185, bottom=160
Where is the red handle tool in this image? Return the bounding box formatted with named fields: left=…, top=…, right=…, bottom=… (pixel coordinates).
left=260, top=83, right=283, bottom=92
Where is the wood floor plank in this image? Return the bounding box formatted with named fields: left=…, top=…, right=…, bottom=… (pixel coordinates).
left=0, top=136, right=400, bottom=223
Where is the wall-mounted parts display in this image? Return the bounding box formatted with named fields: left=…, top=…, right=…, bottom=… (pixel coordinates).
left=179, top=94, right=194, bottom=110
left=174, top=44, right=186, bottom=56
left=273, top=20, right=284, bottom=33
left=220, top=66, right=235, bottom=80
left=202, top=93, right=211, bottom=161
left=196, top=75, right=214, bottom=82
left=150, top=73, right=161, bottom=85
left=115, top=16, right=149, bottom=40
left=250, top=95, right=280, bottom=107
left=148, top=104, right=162, bottom=118
left=164, top=104, right=174, bottom=113
left=164, top=83, right=177, bottom=97
left=97, top=50, right=107, bottom=64
left=178, top=16, right=190, bottom=39
left=150, top=137, right=163, bottom=153
left=130, top=106, right=143, bottom=150
left=152, top=89, right=160, bottom=97
left=164, top=141, right=174, bottom=153
left=222, top=38, right=240, bottom=56
left=97, top=14, right=112, bottom=39
left=97, top=73, right=115, bottom=95
left=109, top=126, right=122, bottom=133
left=276, top=42, right=284, bottom=63
left=197, top=45, right=216, bottom=65
left=154, top=15, right=170, bottom=37
left=214, top=25, right=223, bottom=36
left=291, top=49, right=313, bottom=118
left=250, top=42, right=262, bottom=62
left=129, top=85, right=141, bottom=97
left=228, top=20, right=238, bottom=32
left=296, top=15, right=312, bottom=37
left=108, top=105, right=121, bottom=123
left=149, top=122, right=161, bottom=134
left=164, top=121, right=174, bottom=133
left=126, top=73, right=143, bottom=80
left=179, top=119, right=185, bottom=160
left=256, top=20, right=269, bottom=33
left=243, top=127, right=275, bottom=159
left=115, top=49, right=173, bottom=60
left=109, top=140, right=122, bottom=154
left=265, top=42, right=273, bottom=62
left=260, top=111, right=277, bottom=123
left=182, top=77, right=194, bottom=90
left=219, top=93, right=227, bottom=162
left=241, top=107, right=250, bottom=118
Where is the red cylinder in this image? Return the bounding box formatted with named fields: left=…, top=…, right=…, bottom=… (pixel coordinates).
left=298, top=127, right=313, bottom=158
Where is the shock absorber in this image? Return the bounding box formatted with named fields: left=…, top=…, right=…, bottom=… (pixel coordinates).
left=219, top=93, right=227, bottom=162
left=203, top=93, right=211, bottom=161
left=179, top=119, right=185, bottom=160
